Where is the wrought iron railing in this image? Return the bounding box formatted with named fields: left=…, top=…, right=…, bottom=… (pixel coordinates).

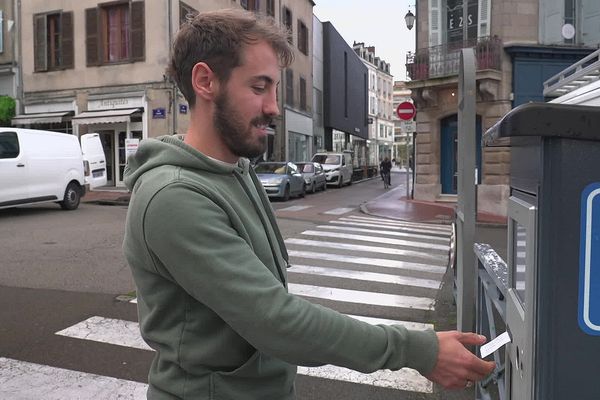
left=406, top=36, right=503, bottom=81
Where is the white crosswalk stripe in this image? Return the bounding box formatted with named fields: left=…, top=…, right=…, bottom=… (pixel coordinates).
left=0, top=357, right=147, bottom=400
left=288, top=264, right=442, bottom=289
left=278, top=205, right=313, bottom=212
left=300, top=230, right=450, bottom=253
left=1, top=213, right=451, bottom=398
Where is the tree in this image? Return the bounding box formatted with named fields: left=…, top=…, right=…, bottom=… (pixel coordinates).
left=0, top=96, right=16, bottom=127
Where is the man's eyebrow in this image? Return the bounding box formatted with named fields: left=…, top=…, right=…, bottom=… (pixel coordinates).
left=252, top=75, right=278, bottom=85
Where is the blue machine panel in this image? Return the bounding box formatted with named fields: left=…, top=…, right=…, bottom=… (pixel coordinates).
left=579, top=182, right=600, bottom=335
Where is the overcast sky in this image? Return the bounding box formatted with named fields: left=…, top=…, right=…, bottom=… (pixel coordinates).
left=313, top=0, right=416, bottom=81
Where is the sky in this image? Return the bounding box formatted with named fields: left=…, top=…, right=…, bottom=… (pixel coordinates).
left=313, top=0, right=416, bottom=81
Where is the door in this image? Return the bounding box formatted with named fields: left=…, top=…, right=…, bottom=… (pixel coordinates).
left=440, top=115, right=482, bottom=194
left=99, top=131, right=115, bottom=186
left=0, top=131, right=28, bottom=205
left=117, top=131, right=143, bottom=186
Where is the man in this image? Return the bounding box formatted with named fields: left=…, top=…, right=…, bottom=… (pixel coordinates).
left=380, top=157, right=392, bottom=188
left=123, top=9, right=494, bottom=399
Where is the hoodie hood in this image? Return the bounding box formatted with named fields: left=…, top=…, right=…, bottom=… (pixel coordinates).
left=124, top=135, right=250, bottom=191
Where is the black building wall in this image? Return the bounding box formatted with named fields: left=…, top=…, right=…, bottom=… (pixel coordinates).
left=323, top=22, right=368, bottom=147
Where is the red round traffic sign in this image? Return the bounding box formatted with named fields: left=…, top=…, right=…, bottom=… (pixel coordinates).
left=396, top=101, right=416, bottom=121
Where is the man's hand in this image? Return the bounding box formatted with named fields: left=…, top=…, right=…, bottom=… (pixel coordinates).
left=424, top=331, right=496, bottom=390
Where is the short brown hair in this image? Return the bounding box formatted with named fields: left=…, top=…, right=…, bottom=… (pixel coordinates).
left=168, top=9, right=294, bottom=108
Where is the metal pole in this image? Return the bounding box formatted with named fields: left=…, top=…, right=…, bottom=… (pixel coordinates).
left=456, top=48, right=477, bottom=332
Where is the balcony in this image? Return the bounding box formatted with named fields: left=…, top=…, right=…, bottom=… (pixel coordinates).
left=406, top=36, right=503, bottom=81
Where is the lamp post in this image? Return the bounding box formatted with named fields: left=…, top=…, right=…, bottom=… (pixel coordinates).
left=404, top=9, right=415, bottom=30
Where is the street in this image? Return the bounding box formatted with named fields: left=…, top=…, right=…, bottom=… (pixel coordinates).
left=0, top=173, right=464, bottom=400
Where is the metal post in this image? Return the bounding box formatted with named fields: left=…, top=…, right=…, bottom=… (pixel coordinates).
left=456, top=48, right=477, bottom=332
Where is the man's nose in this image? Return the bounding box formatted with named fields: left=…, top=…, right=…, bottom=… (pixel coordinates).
left=263, top=91, right=279, bottom=117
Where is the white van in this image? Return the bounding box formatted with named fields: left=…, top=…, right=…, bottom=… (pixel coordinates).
left=311, top=151, right=353, bottom=187
left=0, top=128, right=98, bottom=210
left=81, top=133, right=107, bottom=188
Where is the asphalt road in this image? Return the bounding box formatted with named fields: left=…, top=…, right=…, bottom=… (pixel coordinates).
left=0, top=175, right=476, bottom=400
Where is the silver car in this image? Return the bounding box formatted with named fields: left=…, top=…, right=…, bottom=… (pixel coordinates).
left=254, top=162, right=305, bottom=201
left=296, top=162, right=327, bottom=193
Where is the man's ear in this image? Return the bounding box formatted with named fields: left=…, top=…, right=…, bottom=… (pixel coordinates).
left=191, top=62, right=218, bottom=101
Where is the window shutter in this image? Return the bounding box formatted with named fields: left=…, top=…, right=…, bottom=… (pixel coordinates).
left=130, top=1, right=145, bottom=62
left=85, top=8, right=100, bottom=66
left=61, top=12, right=74, bottom=69
left=478, top=0, right=490, bottom=37
left=34, top=14, right=47, bottom=72
left=429, top=0, right=442, bottom=46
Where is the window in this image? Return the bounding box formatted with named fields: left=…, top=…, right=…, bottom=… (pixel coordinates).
left=297, top=20, right=308, bottom=55
left=283, top=7, right=293, bottom=44
left=34, top=11, right=74, bottom=71
left=241, top=0, right=260, bottom=11
left=179, top=2, right=197, bottom=26
left=266, top=0, right=275, bottom=16
left=285, top=68, right=294, bottom=106
left=86, top=2, right=145, bottom=66
left=0, top=132, right=19, bottom=159
left=299, top=77, right=307, bottom=111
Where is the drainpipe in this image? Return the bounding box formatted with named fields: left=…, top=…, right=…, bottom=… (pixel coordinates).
left=15, top=0, right=23, bottom=114
left=167, top=0, right=178, bottom=135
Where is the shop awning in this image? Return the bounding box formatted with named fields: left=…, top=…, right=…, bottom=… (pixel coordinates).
left=12, top=111, right=73, bottom=125
left=71, top=108, right=143, bottom=126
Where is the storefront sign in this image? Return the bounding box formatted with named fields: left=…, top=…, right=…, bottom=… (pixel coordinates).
left=88, top=97, right=144, bottom=111
left=152, top=108, right=166, bottom=119
left=125, top=139, right=140, bottom=161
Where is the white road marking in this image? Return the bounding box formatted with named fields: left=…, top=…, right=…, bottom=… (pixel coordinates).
left=288, top=250, right=447, bottom=274
left=344, top=215, right=452, bottom=233
left=331, top=220, right=451, bottom=237
left=288, top=264, right=442, bottom=289
left=56, top=316, right=151, bottom=351
left=0, top=357, right=147, bottom=400
left=285, top=238, right=447, bottom=264
left=346, top=314, right=433, bottom=330
left=301, top=230, right=450, bottom=253
left=52, top=317, right=434, bottom=394
left=288, top=283, right=435, bottom=310
left=323, top=207, right=355, bottom=215
left=315, top=224, right=449, bottom=244
left=297, top=365, right=433, bottom=393
left=278, top=205, right=313, bottom=212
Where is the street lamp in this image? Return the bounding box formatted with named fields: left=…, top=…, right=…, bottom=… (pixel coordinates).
left=404, top=9, right=415, bottom=30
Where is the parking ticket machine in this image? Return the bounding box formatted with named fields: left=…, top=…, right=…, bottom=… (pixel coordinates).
left=484, top=103, right=600, bottom=399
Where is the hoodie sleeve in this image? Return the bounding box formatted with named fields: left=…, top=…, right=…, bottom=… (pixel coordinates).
left=143, top=182, right=439, bottom=375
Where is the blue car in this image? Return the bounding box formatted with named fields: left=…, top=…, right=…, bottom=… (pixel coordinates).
left=254, top=162, right=305, bottom=201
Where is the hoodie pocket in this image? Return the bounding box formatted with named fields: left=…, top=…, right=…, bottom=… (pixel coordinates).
left=210, top=351, right=262, bottom=399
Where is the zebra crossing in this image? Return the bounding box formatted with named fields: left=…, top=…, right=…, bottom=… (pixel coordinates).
left=0, top=214, right=453, bottom=399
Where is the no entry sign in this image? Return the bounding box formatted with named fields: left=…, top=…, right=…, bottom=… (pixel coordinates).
left=396, top=101, right=416, bottom=121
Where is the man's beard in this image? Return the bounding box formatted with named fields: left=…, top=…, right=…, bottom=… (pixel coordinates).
left=213, top=90, right=270, bottom=159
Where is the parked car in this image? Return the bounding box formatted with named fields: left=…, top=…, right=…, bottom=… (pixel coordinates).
left=296, top=162, right=327, bottom=193
left=254, top=162, right=305, bottom=201
left=0, top=128, right=105, bottom=210
left=311, top=152, right=353, bottom=187
left=81, top=133, right=108, bottom=189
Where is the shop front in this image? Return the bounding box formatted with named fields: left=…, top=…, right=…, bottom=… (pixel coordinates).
left=72, top=96, right=147, bottom=187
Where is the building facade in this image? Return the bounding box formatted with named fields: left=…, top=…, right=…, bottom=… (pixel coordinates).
left=0, top=0, right=19, bottom=105
left=11, top=0, right=314, bottom=186
left=353, top=42, right=394, bottom=166
left=406, top=0, right=597, bottom=216
left=321, top=22, right=370, bottom=178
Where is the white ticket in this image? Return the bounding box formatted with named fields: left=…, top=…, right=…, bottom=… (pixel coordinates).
left=480, top=331, right=511, bottom=358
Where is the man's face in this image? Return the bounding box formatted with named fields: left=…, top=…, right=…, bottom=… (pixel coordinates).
left=213, top=41, right=280, bottom=159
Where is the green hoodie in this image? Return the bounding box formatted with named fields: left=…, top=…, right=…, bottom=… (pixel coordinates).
left=123, top=136, right=439, bottom=400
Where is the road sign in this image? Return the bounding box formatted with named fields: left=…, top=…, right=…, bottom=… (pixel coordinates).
left=396, top=101, right=416, bottom=121
left=579, top=182, right=600, bottom=335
